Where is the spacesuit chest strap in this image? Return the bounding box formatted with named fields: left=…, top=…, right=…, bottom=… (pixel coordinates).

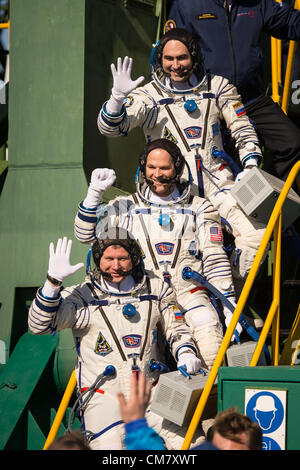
left=139, top=277, right=153, bottom=361
left=85, top=282, right=127, bottom=361
left=132, top=192, right=159, bottom=270
left=170, top=195, right=195, bottom=270
left=97, top=305, right=128, bottom=361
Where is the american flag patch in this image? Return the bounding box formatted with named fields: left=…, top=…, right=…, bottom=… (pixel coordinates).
left=210, top=226, right=223, bottom=242
left=233, top=102, right=246, bottom=117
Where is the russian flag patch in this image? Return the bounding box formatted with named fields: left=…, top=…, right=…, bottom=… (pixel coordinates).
left=173, top=305, right=183, bottom=320
left=233, top=102, right=246, bottom=117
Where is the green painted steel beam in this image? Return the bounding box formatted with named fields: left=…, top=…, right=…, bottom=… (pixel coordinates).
left=0, top=1, right=157, bottom=378
left=0, top=332, right=58, bottom=450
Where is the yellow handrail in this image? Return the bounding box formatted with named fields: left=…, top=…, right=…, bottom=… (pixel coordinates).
left=281, top=0, right=300, bottom=114
left=0, top=20, right=9, bottom=29
left=43, top=370, right=77, bottom=450
left=271, top=212, right=281, bottom=365
left=181, top=161, right=300, bottom=450
left=279, top=303, right=300, bottom=365
left=271, top=36, right=281, bottom=104
left=281, top=39, right=297, bottom=114
left=271, top=0, right=283, bottom=104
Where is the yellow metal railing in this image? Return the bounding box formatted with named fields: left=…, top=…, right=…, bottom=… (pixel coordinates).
left=0, top=21, right=9, bottom=29
left=280, top=303, right=300, bottom=365
left=43, top=370, right=77, bottom=450
left=181, top=161, right=300, bottom=450
left=272, top=0, right=300, bottom=113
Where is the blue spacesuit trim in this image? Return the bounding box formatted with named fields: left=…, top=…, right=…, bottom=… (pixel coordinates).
left=90, top=420, right=123, bottom=440
left=77, top=211, right=98, bottom=223
left=101, top=111, right=123, bottom=128
left=35, top=296, right=60, bottom=313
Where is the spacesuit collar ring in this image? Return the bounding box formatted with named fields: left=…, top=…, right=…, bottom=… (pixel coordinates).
left=89, top=272, right=147, bottom=297
left=152, top=70, right=207, bottom=96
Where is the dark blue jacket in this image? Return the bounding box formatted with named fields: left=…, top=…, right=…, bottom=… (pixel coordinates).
left=168, top=0, right=300, bottom=104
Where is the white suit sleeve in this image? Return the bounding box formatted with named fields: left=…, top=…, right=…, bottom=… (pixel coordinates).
left=28, top=284, right=91, bottom=335
left=216, top=76, right=262, bottom=167
left=97, top=86, right=159, bottom=138
left=159, top=288, right=199, bottom=360
left=196, top=198, right=236, bottom=300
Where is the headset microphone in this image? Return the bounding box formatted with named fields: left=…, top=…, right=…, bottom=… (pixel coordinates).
left=101, top=268, right=132, bottom=281
left=145, top=176, right=177, bottom=186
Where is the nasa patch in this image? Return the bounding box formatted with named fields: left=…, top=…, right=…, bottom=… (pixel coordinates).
left=122, top=334, right=142, bottom=348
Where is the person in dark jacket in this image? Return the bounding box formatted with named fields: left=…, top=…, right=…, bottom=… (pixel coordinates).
left=167, top=0, right=300, bottom=182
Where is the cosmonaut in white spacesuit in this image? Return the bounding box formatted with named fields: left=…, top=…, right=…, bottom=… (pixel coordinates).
left=74, top=139, right=242, bottom=371
left=96, top=28, right=266, bottom=286
left=28, top=230, right=204, bottom=450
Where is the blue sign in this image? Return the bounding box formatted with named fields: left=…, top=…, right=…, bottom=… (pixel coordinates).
left=246, top=391, right=284, bottom=434
left=262, top=437, right=282, bottom=451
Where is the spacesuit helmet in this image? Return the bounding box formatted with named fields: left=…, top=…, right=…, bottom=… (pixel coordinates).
left=138, top=138, right=185, bottom=183
left=151, top=28, right=205, bottom=83
left=92, top=227, right=144, bottom=283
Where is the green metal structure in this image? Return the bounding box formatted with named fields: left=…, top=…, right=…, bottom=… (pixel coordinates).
left=0, top=0, right=159, bottom=449
left=0, top=0, right=299, bottom=450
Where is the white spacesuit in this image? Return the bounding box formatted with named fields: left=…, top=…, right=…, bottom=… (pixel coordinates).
left=97, top=29, right=266, bottom=282
left=74, top=139, right=239, bottom=369
left=28, top=234, right=203, bottom=450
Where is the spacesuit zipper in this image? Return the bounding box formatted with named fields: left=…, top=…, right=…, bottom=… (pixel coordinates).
left=164, top=104, right=191, bottom=153
left=224, top=1, right=237, bottom=85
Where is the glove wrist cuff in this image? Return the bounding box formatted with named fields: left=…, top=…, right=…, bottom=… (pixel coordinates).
left=111, top=88, right=127, bottom=102
left=83, top=186, right=103, bottom=208
left=47, top=273, right=63, bottom=286
left=177, top=347, right=196, bottom=357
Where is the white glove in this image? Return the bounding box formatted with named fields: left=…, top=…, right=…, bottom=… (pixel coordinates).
left=223, top=304, right=243, bottom=342
left=48, top=237, right=84, bottom=282
left=235, top=168, right=251, bottom=183
left=106, top=57, right=144, bottom=115
left=236, top=141, right=260, bottom=183
left=111, top=56, right=144, bottom=100
left=177, top=352, right=203, bottom=375
left=83, top=168, right=116, bottom=208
